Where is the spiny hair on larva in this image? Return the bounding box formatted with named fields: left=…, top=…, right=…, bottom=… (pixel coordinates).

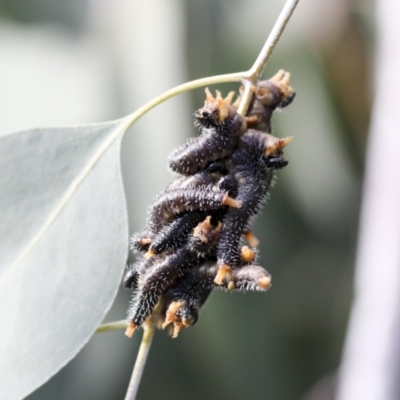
left=142, top=172, right=238, bottom=257
left=127, top=217, right=223, bottom=327
left=214, top=131, right=292, bottom=280
left=157, top=262, right=272, bottom=337
left=169, top=89, right=246, bottom=175
left=239, top=69, right=296, bottom=132
left=124, top=70, right=296, bottom=338
left=147, top=188, right=241, bottom=234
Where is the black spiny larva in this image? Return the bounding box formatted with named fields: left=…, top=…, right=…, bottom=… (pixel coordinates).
left=126, top=216, right=221, bottom=336
left=168, top=89, right=246, bottom=175
left=214, top=130, right=293, bottom=283
left=161, top=258, right=271, bottom=338
left=124, top=71, right=296, bottom=338
left=239, top=70, right=296, bottom=132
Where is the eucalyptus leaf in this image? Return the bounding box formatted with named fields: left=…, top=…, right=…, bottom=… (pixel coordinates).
left=0, top=120, right=129, bottom=400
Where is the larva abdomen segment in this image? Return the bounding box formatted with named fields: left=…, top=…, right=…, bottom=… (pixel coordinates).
left=148, top=188, right=240, bottom=233
left=128, top=248, right=201, bottom=327
left=217, top=174, right=270, bottom=267
left=191, top=264, right=271, bottom=292
left=166, top=170, right=218, bottom=191
left=168, top=133, right=238, bottom=175
left=226, top=265, right=271, bottom=291
left=148, top=211, right=207, bottom=256
left=123, top=264, right=139, bottom=289
left=215, top=132, right=281, bottom=269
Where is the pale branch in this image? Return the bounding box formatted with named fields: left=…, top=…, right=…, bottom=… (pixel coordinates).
left=247, top=0, right=299, bottom=80
left=122, top=72, right=244, bottom=132
left=124, top=321, right=156, bottom=400
left=237, top=0, right=299, bottom=116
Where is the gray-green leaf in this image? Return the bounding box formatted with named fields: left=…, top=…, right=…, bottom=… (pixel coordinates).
left=0, top=120, right=129, bottom=400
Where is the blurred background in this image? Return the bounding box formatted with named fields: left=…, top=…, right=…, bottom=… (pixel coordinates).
left=0, top=0, right=374, bottom=399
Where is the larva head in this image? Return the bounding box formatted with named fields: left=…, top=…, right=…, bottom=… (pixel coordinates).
left=162, top=300, right=186, bottom=330
left=263, top=133, right=293, bottom=158
left=266, top=69, right=296, bottom=108
left=176, top=304, right=199, bottom=327
left=192, top=216, right=222, bottom=254
left=123, top=264, right=139, bottom=289
left=243, top=70, right=296, bottom=111
left=170, top=306, right=198, bottom=338
left=161, top=300, right=198, bottom=338
left=237, top=70, right=296, bottom=132
left=194, top=88, right=246, bottom=134
left=261, top=134, right=292, bottom=169
left=239, top=130, right=293, bottom=160
left=217, top=175, right=238, bottom=197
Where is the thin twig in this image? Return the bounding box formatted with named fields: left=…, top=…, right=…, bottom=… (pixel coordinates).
left=246, top=0, right=299, bottom=79
left=122, top=72, right=244, bottom=131
left=124, top=321, right=156, bottom=400
left=237, top=0, right=299, bottom=116
left=96, top=320, right=127, bottom=333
